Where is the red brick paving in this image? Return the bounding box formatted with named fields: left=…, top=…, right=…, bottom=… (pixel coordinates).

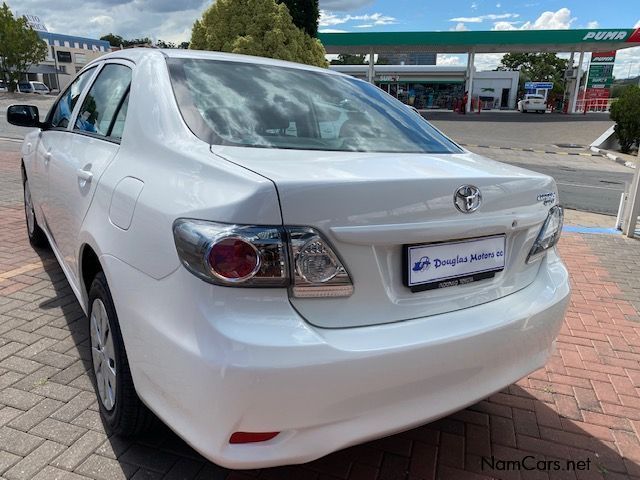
left=0, top=144, right=640, bottom=479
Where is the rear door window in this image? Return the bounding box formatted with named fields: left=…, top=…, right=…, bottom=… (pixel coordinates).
left=73, top=63, right=131, bottom=138
left=49, top=67, right=97, bottom=128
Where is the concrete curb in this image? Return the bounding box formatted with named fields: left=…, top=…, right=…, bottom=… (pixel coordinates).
left=590, top=146, right=636, bottom=169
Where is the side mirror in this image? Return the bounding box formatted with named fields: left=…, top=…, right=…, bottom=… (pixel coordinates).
left=6, top=105, right=41, bottom=128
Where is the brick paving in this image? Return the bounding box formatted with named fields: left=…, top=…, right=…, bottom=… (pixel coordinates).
left=1, top=142, right=640, bottom=479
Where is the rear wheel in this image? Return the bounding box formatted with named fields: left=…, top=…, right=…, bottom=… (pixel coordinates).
left=23, top=178, right=48, bottom=248
left=89, top=272, right=154, bottom=435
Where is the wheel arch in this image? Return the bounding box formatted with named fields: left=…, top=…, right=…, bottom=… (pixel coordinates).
left=80, top=243, right=104, bottom=308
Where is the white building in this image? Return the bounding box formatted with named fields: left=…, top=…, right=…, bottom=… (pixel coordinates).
left=330, top=64, right=520, bottom=110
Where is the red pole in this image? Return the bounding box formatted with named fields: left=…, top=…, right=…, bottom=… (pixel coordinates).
left=477, top=99, right=481, bottom=114
left=583, top=99, right=588, bottom=115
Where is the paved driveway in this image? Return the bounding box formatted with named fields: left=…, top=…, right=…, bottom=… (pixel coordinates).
left=2, top=139, right=640, bottom=479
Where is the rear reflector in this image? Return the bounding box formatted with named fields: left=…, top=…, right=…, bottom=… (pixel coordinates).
left=229, top=432, right=279, bottom=444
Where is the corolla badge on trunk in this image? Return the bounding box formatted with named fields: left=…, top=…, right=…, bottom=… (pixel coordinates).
left=454, top=185, right=482, bottom=213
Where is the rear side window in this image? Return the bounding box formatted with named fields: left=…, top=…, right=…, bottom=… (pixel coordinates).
left=109, top=92, right=129, bottom=141
left=49, top=67, right=96, bottom=128
left=74, top=64, right=131, bottom=139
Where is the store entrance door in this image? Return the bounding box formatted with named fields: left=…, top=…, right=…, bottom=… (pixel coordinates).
left=501, top=88, right=510, bottom=108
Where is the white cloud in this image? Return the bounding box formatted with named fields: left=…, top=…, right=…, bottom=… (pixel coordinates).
left=613, top=47, right=640, bottom=79
left=89, top=15, right=113, bottom=27
left=451, top=22, right=469, bottom=31
left=319, top=11, right=350, bottom=26
left=488, top=8, right=575, bottom=34
left=437, top=54, right=464, bottom=65
left=492, top=21, right=518, bottom=30
left=450, top=16, right=483, bottom=23
left=319, top=10, right=396, bottom=27
left=10, top=0, right=208, bottom=44
left=496, top=3, right=501, bottom=7
left=354, top=24, right=373, bottom=28
left=471, top=2, right=478, bottom=10
left=319, top=0, right=376, bottom=12
left=634, top=19, right=640, bottom=28
left=521, top=7, right=574, bottom=30
left=449, top=13, right=518, bottom=23
left=319, top=28, right=348, bottom=33
left=586, top=20, right=599, bottom=29
left=474, top=53, right=506, bottom=71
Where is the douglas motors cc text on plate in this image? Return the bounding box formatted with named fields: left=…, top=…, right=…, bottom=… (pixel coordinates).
left=8, top=48, right=570, bottom=468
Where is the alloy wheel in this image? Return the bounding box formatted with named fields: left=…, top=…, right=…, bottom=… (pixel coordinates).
left=90, top=298, right=117, bottom=411
left=24, top=180, right=35, bottom=234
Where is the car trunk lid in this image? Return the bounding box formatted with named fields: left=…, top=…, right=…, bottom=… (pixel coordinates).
left=214, top=146, right=556, bottom=328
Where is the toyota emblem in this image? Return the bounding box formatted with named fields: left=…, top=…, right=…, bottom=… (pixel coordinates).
left=454, top=185, right=482, bottom=213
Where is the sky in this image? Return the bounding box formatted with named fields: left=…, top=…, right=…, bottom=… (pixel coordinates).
left=9, top=0, right=640, bottom=78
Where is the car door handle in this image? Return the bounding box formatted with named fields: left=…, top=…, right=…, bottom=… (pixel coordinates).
left=76, top=169, right=93, bottom=183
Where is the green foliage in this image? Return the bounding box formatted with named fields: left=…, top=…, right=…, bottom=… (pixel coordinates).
left=0, top=2, right=47, bottom=92
left=190, top=0, right=327, bottom=68
left=497, top=52, right=569, bottom=97
left=100, top=35, right=189, bottom=49
left=100, top=33, right=126, bottom=47
left=99, top=34, right=154, bottom=47
left=330, top=54, right=366, bottom=65
left=275, top=0, right=319, bottom=37
left=609, top=85, right=640, bottom=153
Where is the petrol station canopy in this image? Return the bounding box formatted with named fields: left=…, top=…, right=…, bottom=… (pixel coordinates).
left=319, top=28, right=640, bottom=54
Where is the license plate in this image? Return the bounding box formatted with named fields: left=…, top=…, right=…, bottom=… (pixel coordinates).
left=404, top=235, right=506, bottom=292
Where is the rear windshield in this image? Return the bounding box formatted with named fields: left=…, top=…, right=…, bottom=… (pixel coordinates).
left=168, top=58, right=462, bottom=154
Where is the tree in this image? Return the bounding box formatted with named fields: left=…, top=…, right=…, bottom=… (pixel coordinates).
left=275, top=0, right=319, bottom=37
left=100, top=34, right=153, bottom=48
left=330, top=54, right=366, bottom=65
left=0, top=3, right=47, bottom=92
left=100, top=33, right=125, bottom=48
left=497, top=52, right=569, bottom=98
left=156, top=39, right=176, bottom=49
left=610, top=85, right=640, bottom=153
left=190, top=0, right=327, bottom=68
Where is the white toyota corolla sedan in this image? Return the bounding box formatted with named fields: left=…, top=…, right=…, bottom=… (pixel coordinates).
left=8, top=48, right=570, bottom=469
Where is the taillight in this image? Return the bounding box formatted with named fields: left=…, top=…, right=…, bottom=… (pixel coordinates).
left=288, top=227, right=354, bottom=298
left=173, top=220, right=353, bottom=297
left=173, top=220, right=287, bottom=287
left=527, top=206, right=564, bottom=263
left=207, top=237, right=260, bottom=282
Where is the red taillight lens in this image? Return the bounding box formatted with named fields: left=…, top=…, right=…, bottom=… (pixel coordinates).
left=229, top=432, right=279, bottom=444
left=207, top=237, right=260, bottom=281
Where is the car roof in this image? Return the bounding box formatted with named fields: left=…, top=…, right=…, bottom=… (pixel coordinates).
left=92, top=48, right=342, bottom=77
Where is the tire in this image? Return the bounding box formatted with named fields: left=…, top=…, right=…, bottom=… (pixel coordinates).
left=89, top=272, right=154, bottom=435
left=23, top=178, right=48, bottom=248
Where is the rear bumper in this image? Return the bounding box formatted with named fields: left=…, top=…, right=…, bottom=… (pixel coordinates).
left=103, top=248, right=569, bottom=469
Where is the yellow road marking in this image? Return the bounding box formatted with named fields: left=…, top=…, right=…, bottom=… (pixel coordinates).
left=0, top=260, right=52, bottom=281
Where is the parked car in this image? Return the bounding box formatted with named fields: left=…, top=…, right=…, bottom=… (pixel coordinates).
left=7, top=49, right=570, bottom=469
left=17, top=81, right=50, bottom=95
left=517, top=93, right=547, bottom=113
